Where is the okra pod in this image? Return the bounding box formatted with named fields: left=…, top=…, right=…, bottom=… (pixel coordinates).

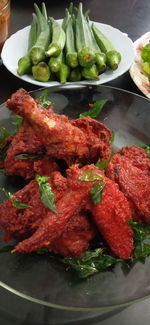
left=30, top=3, right=50, bottom=65
left=32, top=62, right=51, bottom=82
left=81, top=64, right=99, bottom=80
left=65, top=16, right=78, bottom=68
left=92, top=23, right=121, bottom=70
left=48, top=51, right=63, bottom=73
left=76, top=3, right=96, bottom=67
left=45, top=18, right=65, bottom=57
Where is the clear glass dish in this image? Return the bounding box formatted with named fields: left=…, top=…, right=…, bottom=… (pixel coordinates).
left=0, top=84, right=149, bottom=311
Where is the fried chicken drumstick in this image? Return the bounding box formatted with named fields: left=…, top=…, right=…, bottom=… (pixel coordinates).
left=6, top=88, right=112, bottom=172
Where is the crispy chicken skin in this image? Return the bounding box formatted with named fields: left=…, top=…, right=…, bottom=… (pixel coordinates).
left=117, top=146, right=150, bottom=176
left=107, top=154, right=150, bottom=222
left=50, top=211, right=96, bottom=257
left=1, top=164, right=133, bottom=259
left=6, top=89, right=112, bottom=166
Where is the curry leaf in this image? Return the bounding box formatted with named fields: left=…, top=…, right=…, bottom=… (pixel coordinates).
left=0, top=187, right=31, bottom=209
left=95, top=159, right=109, bottom=171
left=11, top=115, right=23, bottom=135
left=0, top=140, right=11, bottom=161
left=78, top=169, right=104, bottom=182
left=38, top=90, right=52, bottom=108
left=35, top=174, right=57, bottom=213
left=129, top=220, right=150, bottom=263
left=62, top=248, right=121, bottom=278
left=138, top=143, right=150, bottom=157
left=15, top=153, right=44, bottom=160
left=90, top=182, right=106, bottom=204
left=79, top=99, right=108, bottom=118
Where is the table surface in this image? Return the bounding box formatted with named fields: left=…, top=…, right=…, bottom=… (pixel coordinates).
left=0, top=0, right=150, bottom=324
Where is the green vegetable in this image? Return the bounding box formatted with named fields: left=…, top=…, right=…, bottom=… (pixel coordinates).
left=63, top=248, right=121, bottom=278
left=38, top=89, right=52, bottom=108
left=35, top=174, right=57, bottom=213
left=141, top=43, right=150, bottom=62
left=69, top=68, right=81, bottom=81
left=76, top=3, right=96, bottom=67
left=65, top=15, right=78, bottom=68
left=32, top=62, right=50, bottom=81
left=11, top=114, right=23, bottom=135
left=58, top=63, right=71, bottom=84
left=142, top=61, right=150, bottom=81
left=17, top=56, right=32, bottom=76
left=79, top=99, right=108, bottom=118
left=15, top=153, right=44, bottom=160
left=0, top=187, right=31, bottom=209
left=110, top=130, right=115, bottom=144
left=62, top=8, right=70, bottom=32
left=0, top=141, right=11, bottom=162
left=78, top=169, right=104, bottom=182
left=95, top=159, right=109, bottom=171
left=45, top=18, right=65, bottom=57
left=138, top=143, right=150, bottom=157
left=17, top=13, right=38, bottom=75
left=81, top=64, right=99, bottom=80
left=92, top=23, right=121, bottom=70
left=90, top=181, right=106, bottom=205
left=0, top=127, right=10, bottom=145
left=30, top=3, right=50, bottom=65
left=86, top=16, right=107, bottom=73
left=48, top=51, right=63, bottom=73
left=129, top=220, right=150, bottom=263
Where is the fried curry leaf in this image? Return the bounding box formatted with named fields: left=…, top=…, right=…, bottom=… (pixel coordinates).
left=129, top=220, right=150, bottom=262
left=95, top=159, right=109, bottom=171
left=138, top=143, right=150, bottom=157
left=35, top=174, right=57, bottom=213
left=62, top=248, right=121, bottom=278
left=90, top=182, right=106, bottom=205
left=78, top=169, right=104, bottom=182
left=11, top=115, right=23, bottom=135
left=0, top=187, right=31, bottom=209
left=38, top=90, right=52, bottom=108
left=0, top=140, right=11, bottom=161
left=15, top=153, right=44, bottom=160
left=110, top=130, right=115, bottom=144
left=79, top=99, right=108, bottom=118
left=0, top=126, right=10, bottom=145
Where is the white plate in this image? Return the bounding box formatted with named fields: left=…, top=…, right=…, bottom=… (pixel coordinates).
left=1, top=20, right=135, bottom=87
left=129, top=32, right=150, bottom=99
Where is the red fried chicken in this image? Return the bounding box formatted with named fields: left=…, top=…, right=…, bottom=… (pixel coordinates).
left=6, top=164, right=133, bottom=259
left=6, top=89, right=112, bottom=166
left=117, top=145, right=150, bottom=176
left=107, top=154, right=150, bottom=222
left=4, top=120, right=58, bottom=179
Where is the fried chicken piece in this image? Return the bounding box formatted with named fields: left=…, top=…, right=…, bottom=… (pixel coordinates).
left=71, top=117, right=111, bottom=161
left=107, top=155, right=150, bottom=222
left=4, top=121, right=58, bottom=179
left=118, top=145, right=150, bottom=175
left=6, top=89, right=112, bottom=165
left=67, top=164, right=133, bottom=259
left=50, top=211, right=96, bottom=257
left=0, top=171, right=68, bottom=241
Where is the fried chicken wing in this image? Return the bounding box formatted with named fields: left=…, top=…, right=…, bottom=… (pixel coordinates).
left=107, top=154, right=150, bottom=222
left=50, top=211, right=96, bottom=257
left=67, top=164, right=133, bottom=259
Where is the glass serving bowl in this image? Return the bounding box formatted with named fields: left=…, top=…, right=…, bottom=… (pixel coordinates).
left=0, top=84, right=149, bottom=312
